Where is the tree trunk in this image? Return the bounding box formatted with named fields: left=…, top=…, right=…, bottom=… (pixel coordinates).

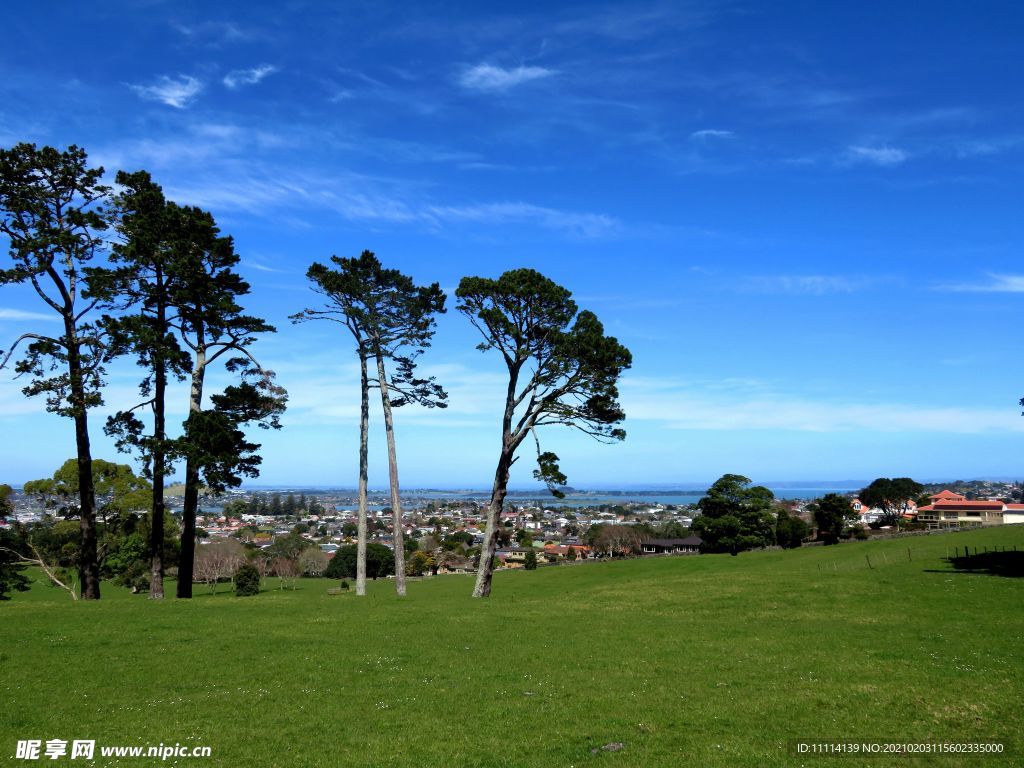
left=472, top=448, right=513, bottom=598
left=149, top=282, right=167, bottom=600
left=67, top=324, right=99, bottom=600
left=472, top=360, right=524, bottom=599
left=74, top=408, right=100, bottom=600
left=375, top=351, right=406, bottom=597
left=356, top=356, right=369, bottom=596
left=176, top=342, right=206, bottom=599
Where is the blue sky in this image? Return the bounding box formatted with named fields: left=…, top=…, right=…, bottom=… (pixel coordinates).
left=2, top=1, right=1024, bottom=488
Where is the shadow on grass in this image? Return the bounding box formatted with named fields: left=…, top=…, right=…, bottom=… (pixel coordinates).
left=934, top=550, right=1024, bottom=578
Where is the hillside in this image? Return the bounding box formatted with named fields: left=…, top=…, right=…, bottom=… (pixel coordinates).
left=3, top=527, right=1023, bottom=767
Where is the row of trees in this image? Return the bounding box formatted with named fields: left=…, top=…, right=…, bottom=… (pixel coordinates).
left=1, top=143, right=633, bottom=600
left=0, top=145, right=286, bottom=600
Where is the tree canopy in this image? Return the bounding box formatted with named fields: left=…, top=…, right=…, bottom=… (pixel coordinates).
left=859, top=477, right=923, bottom=528
left=692, top=474, right=776, bottom=554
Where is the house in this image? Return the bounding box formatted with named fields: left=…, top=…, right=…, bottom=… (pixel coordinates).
left=497, top=546, right=533, bottom=564
left=916, top=490, right=1018, bottom=528
left=641, top=536, right=703, bottom=555
left=541, top=544, right=591, bottom=560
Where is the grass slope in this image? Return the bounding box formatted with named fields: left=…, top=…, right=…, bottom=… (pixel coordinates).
left=2, top=527, right=1023, bottom=767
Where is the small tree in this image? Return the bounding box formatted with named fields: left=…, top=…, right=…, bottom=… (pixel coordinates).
left=298, top=548, right=329, bottom=577
left=523, top=549, right=538, bottom=570
left=565, top=546, right=578, bottom=562
left=234, top=562, right=260, bottom=596
left=0, top=484, right=14, bottom=517
left=775, top=507, right=810, bottom=549
left=456, top=268, right=631, bottom=598
left=859, top=478, right=923, bottom=530
left=692, top=474, right=775, bottom=554
left=810, top=493, right=856, bottom=544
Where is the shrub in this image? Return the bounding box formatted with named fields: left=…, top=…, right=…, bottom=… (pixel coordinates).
left=524, top=550, right=538, bottom=570
left=340, top=579, right=349, bottom=591
left=234, top=563, right=261, bottom=597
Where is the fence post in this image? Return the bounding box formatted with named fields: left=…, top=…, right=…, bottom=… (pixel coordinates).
left=907, top=548, right=912, bottom=562
left=866, top=555, right=874, bottom=570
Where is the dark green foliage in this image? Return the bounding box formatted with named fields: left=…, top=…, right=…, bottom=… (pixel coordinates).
left=692, top=474, right=776, bottom=554
left=183, top=381, right=285, bottom=494
left=810, top=493, right=857, bottom=543
left=443, top=531, right=474, bottom=550
left=775, top=508, right=810, bottom=549
left=0, top=528, right=30, bottom=600
left=859, top=477, right=923, bottom=528
left=234, top=562, right=261, bottom=596
left=523, top=549, right=538, bottom=570
left=292, top=251, right=448, bottom=411
left=0, top=484, right=14, bottom=517
left=324, top=543, right=395, bottom=580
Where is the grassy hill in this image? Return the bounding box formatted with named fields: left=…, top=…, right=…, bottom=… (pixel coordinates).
left=2, top=526, right=1023, bottom=767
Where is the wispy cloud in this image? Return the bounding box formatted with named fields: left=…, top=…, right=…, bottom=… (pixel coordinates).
left=743, top=275, right=875, bottom=295
left=459, top=64, right=555, bottom=91
left=622, top=378, right=1024, bottom=434
left=128, top=75, right=203, bottom=108
left=0, top=308, right=59, bottom=322
left=223, top=64, right=279, bottom=89
left=690, top=129, right=735, bottom=140
left=846, top=145, right=908, bottom=166
left=934, top=273, right=1024, bottom=293
left=427, top=202, right=618, bottom=238
left=174, top=21, right=255, bottom=44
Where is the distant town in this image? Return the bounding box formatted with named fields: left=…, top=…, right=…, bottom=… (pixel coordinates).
left=5, top=478, right=1022, bottom=584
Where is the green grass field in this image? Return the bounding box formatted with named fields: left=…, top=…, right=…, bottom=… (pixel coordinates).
left=3, top=527, right=1023, bottom=767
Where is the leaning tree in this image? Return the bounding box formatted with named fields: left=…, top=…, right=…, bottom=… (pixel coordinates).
left=166, top=204, right=285, bottom=598
left=293, top=251, right=446, bottom=597
left=0, top=144, right=117, bottom=599
left=456, top=268, right=631, bottom=597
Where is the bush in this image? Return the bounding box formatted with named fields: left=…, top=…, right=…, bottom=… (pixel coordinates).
left=234, top=563, right=261, bottom=597
left=853, top=525, right=869, bottom=541
left=340, top=579, right=349, bottom=591
left=524, top=550, right=538, bottom=570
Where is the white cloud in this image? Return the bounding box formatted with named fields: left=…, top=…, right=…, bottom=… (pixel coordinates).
left=223, top=65, right=279, bottom=89
left=459, top=64, right=555, bottom=91
left=0, top=308, right=59, bottom=322
left=690, top=129, right=735, bottom=140
left=620, top=378, right=1024, bottom=434
left=846, top=145, right=908, bottom=166
left=129, top=75, right=203, bottom=108
left=934, top=273, right=1024, bottom=293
